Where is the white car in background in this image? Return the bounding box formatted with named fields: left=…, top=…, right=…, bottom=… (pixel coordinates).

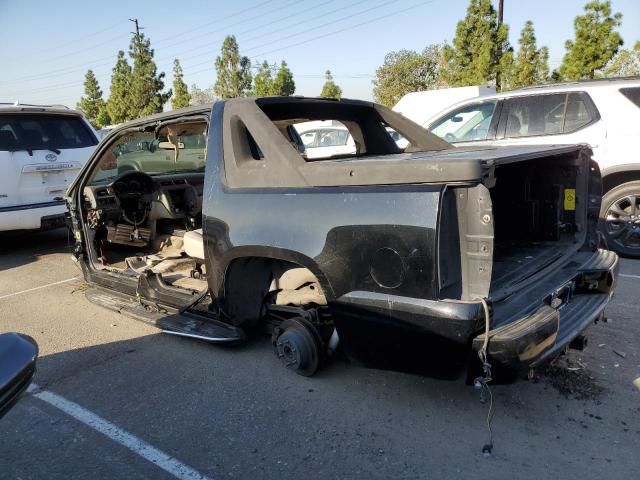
left=294, top=121, right=356, bottom=159
left=0, top=103, right=98, bottom=231
left=404, top=79, right=640, bottom=258
left=294, top=120, right=407, bottom=159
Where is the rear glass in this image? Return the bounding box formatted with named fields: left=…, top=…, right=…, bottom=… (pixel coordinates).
left=0, top=114, right=97, bottom=152
left=620, top=87, right=640, bottom=108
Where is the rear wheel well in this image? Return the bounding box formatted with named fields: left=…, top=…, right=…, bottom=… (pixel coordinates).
left=222, top=256, right=328, bottom=328
left=602, top=170, right=640, bottom=193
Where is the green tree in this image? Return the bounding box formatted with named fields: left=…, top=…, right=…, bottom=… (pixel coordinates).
left=558, top=0, right=623, bottom=80
left=252, top=61, right=274, bottom=96
left=214, top=35, right=252, bottom=98
left=502, top=21, right=550, bottom=90
left=373, top=45, right=446, bottom=107
left=320, top=70, right=342, bottom=99
left=77, top=69, right=108, bottom=128
left=442, top=0, right=510, bottom=89
left=252, top=60, right=296, bottom=96
left=128, top=32, right=171, bottom=117
left=189, top=84, right=217, bottom=106
left=171, top=59, right=191, bottom=109
left=272, top=61, right=295, bottom=96
left=603, top=40, right=640, bottom=77
left=106, top=50, right=133, bottom=124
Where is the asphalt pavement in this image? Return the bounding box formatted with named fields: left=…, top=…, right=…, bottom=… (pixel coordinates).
left=0, top=229, right=639, bottom=480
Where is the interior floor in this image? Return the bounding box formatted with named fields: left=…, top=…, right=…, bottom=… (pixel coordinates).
left=490, top=240, right=570, bottom=294
left=99, top=233, right=208, bottom=292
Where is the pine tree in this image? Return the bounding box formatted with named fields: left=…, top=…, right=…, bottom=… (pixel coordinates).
left=373, top=45, right=446, bottom=107
left=252, top=61, right=274, bottom=96
left=189, top=84, right=217, bottom=106
left=502, top=21, right=550, bottom=89
left=558, top=0, right=623, bottom=80
left=442, top=0, right=510, bottom=89
left=128, top=32, right=171, bottom=117
left=214, top=35, right=252, bottom=98
left=77, top=70, right=107, bottom=128
left=603, top=41, right=640, bottom=77
left=272, top=61, right=295, bottom=96
left=171, top=59, right=191, bottom=109
left=320, top=70, right=342, bottom=99
left=106, top=50, right=133, bottom=124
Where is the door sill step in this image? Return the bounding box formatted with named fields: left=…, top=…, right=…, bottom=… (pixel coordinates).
left=85, top=287, right=245, bottom=344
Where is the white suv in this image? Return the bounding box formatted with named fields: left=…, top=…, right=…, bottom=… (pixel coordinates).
left=0, top=103, right=98, bottom=232
left=422, top=79, right=640, bottom=257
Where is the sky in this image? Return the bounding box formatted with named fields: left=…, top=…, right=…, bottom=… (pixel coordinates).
left=1, top=0, right=639, bottom=107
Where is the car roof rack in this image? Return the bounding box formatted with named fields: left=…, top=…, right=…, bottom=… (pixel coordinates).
left=0, top=101, right=70, bottom=109
left=514, top=75, right=640, bottom=91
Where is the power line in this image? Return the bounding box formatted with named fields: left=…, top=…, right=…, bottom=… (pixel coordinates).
left=0, top=1, right=285, bottom=85
left=172, top=0, right=401, bottom=76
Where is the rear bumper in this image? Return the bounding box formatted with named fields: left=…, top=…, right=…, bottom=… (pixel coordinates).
left=0, top=202, right=65, bottom=231
left=472, top=248, right=619, bottom=368
left=332, top=249, right=618, bottom=370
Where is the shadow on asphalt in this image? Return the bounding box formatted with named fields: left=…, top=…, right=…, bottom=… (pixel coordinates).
left=0, top=228, right=71, bottom=271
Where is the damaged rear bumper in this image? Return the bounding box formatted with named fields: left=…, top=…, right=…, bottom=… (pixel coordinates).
left=472, top=248, right=619, bottom=368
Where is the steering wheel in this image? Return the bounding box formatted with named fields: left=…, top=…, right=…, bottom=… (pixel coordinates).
left=109, top=171, right=154, bottom=226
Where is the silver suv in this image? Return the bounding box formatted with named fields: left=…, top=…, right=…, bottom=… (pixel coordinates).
left=425, top=78, right=640, bottom=258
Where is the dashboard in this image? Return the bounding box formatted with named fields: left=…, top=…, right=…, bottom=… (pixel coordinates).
left=83, top=172, right=204, bottom=224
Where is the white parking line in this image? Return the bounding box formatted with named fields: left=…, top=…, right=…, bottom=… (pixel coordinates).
left=619, top=273, right=640, bottom=280
left=27, top=384, right=212, bottom=480
left=0, top=277, right=79, bottom=300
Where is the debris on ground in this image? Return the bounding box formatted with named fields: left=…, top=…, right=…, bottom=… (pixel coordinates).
left=613, top=350, right=627, bottom=359
left=541, top=356, right=605, bottom=400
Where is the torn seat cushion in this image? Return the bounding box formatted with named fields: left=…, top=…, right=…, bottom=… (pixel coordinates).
left=183, top=228, right=205, bottom=261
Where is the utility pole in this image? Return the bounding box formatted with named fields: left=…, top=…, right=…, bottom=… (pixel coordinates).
left=129, top=18, right=143, bottom=55
left=495, top=0, right=504, bottom=90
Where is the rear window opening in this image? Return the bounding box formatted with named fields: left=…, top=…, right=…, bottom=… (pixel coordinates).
left=489, top=154, right=584, bottom=294
left=0, top=114, right=97, bottom=152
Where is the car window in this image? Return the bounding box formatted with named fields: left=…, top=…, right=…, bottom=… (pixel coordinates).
left=429, top=101, right=497, bottom=143
left=299, top=131, right=316, bottom=147
left=318, top=129, right=348, bottom=147
left=88, top=123, right=207, bottom=185
left=0, top=114, right=97, bottom=151
left=564, top=93, right=594, bottom=133
left=620, top=87, right=640, bottom=108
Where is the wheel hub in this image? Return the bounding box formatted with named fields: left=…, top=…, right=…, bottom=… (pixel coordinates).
left=605, top=194, right=640, bottom=250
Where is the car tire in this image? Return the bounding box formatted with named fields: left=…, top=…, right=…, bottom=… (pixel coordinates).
left=599, top=181, right=640, bottom=258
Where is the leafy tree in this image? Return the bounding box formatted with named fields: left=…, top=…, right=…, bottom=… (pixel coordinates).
left=603, top=40, right=640, bottom=77
left=320, top=70, right=342, bottom=99
left=95, top=106, right=111, bottom=128
left=189, top=84, right=217, bottom=106
left=171, top=59, right=191, bottom=109
left=558, top=0, right=623, bottom=80
left=252, top=60, right=296, bottom=96
left=214, top=35, right=252, bottom=98
left=373, top=45, right=446, bottom=107
left=442, top=0, right=510, bottom=89
left=253, top=61, right=274, bottom=96
left=272, top=61, right=295, bottom=96
left=128, top=32, right=171, bottom=117
left=106, top=50, right=133, bottom=124
left=77, top=70, right=108, bottom=128
left=502, top=21, right=550, bottom=90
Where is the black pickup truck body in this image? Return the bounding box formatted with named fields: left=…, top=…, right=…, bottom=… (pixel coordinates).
left=66, top=97, right=619, bottom=378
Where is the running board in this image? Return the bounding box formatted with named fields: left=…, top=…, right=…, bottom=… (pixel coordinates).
left=85, top=288, right=245, bottom=344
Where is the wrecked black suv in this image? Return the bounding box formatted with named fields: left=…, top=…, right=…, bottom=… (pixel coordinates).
left=65, top=97, right=618, bottom=379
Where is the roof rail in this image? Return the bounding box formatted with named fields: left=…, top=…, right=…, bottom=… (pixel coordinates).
left=514, top=75, right=640, bottom=91
left=0, top=101, right=70, bottom=109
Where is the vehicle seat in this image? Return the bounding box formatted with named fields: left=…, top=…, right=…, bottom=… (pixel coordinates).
left=183, top=228, right=205, bottom=262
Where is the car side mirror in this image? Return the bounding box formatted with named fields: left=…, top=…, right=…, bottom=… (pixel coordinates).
left=0, top=333, right=38, bottom=419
